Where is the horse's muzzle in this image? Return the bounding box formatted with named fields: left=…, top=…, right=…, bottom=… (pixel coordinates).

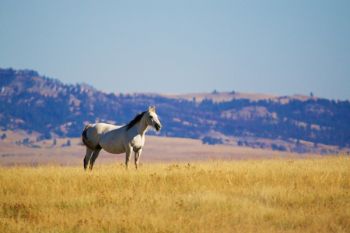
left=155, top=123, right=162, bottom=131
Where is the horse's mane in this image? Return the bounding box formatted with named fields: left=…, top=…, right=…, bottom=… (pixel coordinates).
left=126, top=111, right=147, bottom=130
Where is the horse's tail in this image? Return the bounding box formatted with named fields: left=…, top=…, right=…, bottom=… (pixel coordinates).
left=82, top=124, right=95, bottom=150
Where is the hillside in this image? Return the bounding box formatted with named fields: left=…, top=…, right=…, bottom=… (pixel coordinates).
left=1, top=130, right=320, bottom=166
left=0, top=68, right=350, bottom=154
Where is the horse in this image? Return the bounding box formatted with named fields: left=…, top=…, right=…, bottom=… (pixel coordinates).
left=81, top=106, right=162, bottom=170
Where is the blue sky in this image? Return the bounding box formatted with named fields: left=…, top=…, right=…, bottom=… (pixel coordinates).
left=1, top=0, right=349, bottom=99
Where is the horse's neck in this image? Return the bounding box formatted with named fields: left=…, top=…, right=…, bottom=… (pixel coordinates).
left=135, top=118, right=148, bottom=136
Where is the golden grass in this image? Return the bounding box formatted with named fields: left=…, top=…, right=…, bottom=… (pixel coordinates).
left=1, top=157, right=349, bottom=233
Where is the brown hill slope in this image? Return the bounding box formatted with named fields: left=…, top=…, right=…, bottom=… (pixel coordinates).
left=0, top=130, right=320, bottom=166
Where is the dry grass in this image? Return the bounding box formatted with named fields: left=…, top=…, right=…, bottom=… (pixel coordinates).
left=1, top=157, right=349, bottom=233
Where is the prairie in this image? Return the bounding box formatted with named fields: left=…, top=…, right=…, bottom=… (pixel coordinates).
left=1, top=157, right=349, bottom=233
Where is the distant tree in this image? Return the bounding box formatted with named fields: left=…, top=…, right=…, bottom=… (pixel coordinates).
left=0, top=133, right=6, bottom=140
left=36, top=132, right=51, bottom=141
left=202, top=136, right=223, bottom=145
left=212, top=89, right=219, bottom=94
left=271, top=144, right=287, bottom=151
left=61, top=139, right=72, bottom=147
left=310, top=92, right=314, bottom=97
left=52, top=138, right=57, bottom=146
left=22, top=138, right=30, bottom=145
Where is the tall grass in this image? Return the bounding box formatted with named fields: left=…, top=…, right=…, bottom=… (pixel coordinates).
left=1, top=157, right=349, bottom=233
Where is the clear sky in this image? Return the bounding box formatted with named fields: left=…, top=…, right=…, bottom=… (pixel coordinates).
left=1, top=0, right=349, bottom=99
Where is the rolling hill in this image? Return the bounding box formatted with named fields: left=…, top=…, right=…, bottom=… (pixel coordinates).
left=1, top=68, right=349, bottom=154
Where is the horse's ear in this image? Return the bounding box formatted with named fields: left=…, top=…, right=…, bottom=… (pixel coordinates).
left=148, top=106, right=156, bottom=112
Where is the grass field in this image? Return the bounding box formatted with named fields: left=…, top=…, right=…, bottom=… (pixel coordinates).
left=1, top=157, right=349, bottom=233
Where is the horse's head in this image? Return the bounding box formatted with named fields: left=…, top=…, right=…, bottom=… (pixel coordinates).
left=145, top=106, right=162, bottom=131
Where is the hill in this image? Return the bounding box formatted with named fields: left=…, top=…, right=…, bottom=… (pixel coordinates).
left=1, top=68, right=349, bottom=154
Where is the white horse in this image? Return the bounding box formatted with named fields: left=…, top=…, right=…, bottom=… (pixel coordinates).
left=82, top=106, right=162, bottom=170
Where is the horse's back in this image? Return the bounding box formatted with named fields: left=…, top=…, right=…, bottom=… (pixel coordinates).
left=83, top=123, right=121, bottom=149
left=94, top=123, right=121, bottom=134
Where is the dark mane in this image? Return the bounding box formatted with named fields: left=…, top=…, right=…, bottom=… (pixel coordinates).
left=126, top=111, right=147, bottom=130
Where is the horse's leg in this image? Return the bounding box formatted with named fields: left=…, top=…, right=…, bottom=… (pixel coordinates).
left=84, top=147, right=93, bottom=170
left=125, top=147, right=132, bottom=169
left=89, top=148, right=101, bottom=170
left=134, top=149, right=142, bottom=169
